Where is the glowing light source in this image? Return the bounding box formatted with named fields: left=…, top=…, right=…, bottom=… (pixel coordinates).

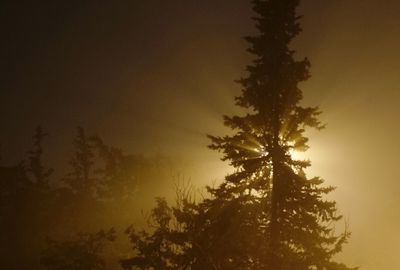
left=289, top=148, right=307, bottom=161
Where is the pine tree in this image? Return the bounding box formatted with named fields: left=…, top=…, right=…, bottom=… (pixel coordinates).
left=122, top=198, right=178, bottom=270
left=63, top=127, right=96, bottom=196
left=122, top=1, right=356, bottom=269
left=27, top=126, right=53, bottom=188
left=206, top=0, right=355, bottom=269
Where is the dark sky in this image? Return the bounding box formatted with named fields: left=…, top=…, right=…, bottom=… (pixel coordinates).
left=2, top=1, right=400, bottom=269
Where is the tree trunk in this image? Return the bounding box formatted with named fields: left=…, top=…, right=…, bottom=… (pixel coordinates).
left=268, top=113, right=282, bottom=270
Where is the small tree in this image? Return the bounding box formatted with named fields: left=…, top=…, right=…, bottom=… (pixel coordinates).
left=90, top=136, right=138, bottom=200
left=63, top=127, right=96, bottom=197
left=27, top=126, right=53, bottom=188
left=122, top=198, right=178, bottom=270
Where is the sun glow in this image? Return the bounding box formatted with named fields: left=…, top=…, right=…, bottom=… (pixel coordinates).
left=253, top=147, right=268, bottom=157
left=251, top=144, right=308, bottom=161
left=289, top=148, right=308, bottom=161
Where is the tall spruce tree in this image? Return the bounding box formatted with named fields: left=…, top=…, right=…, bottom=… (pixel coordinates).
left=207, top=0, right=354, bottom=269
left=123, top=1, right=356, bottom=269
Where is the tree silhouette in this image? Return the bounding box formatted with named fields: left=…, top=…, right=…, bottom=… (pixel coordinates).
left=27, top=126, right=54, bottom=188
left=0, top=170, right=55, bottom=268
left=0, top=128, right=56, bottom=269
left=63, top=127, right=96, bottom=197
left=206, top=0, right=354, bottom=269
left=123, top=0, right=356, bottom=269
left=121, top=198, right=178, bottom=270
left=0, top=126, right=178, bottom=269
left=90, top=136, right=139, bottom=200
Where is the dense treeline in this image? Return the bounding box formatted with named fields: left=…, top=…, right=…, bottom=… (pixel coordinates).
left=0, top=126, right=174, bottom=270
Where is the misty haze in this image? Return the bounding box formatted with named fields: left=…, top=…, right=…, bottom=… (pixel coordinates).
left=1, top=1, right=400, bottom=269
